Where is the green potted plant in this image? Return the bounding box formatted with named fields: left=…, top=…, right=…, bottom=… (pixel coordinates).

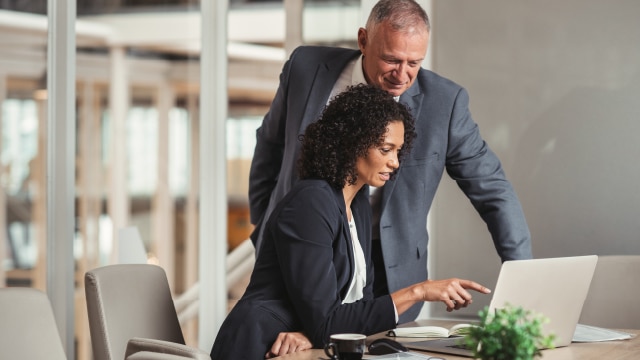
left=463, top=304, right=556, bottom=360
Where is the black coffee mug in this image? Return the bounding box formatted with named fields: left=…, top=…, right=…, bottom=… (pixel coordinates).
left=323, top=333, right=366, bottom=360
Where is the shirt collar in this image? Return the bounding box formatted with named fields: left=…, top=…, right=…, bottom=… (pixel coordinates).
left=351, top=55, right=367, bottom=86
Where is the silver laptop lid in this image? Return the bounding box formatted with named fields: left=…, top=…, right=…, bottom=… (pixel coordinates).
left=488, top=255, right=598, bottom=347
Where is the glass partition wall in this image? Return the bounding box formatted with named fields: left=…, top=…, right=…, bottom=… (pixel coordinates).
left=0, top=1, right=214, bottom=358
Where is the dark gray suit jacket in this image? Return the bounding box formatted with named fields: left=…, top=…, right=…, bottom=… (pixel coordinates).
left=212, top=180, right=396, bottom=359
left=249, top=46, right=532, bottom=322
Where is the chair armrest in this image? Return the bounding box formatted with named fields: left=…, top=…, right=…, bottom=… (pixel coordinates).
left=125, top=337, right=211, bottom=360
left=127, top=351, right=205, bottom=360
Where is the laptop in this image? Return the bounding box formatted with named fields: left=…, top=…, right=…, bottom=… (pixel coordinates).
left=403, top=255, right=598, bottom=357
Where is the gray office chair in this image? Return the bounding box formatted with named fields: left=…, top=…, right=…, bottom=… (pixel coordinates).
left=85, top=264, right=211, bottom=360
left=579, top=255, right=640, bottom=329
left=0, top=287, right=67, bottom=360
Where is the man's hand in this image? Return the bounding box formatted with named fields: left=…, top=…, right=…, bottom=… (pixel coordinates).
left=265, top=331, right=312, bottom=358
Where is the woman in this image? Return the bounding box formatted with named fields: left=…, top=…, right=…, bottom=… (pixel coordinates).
left=211, top=84, right=490, bottom=359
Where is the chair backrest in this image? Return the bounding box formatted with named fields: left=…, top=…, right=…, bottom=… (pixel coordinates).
left=0, top=287, right=67, bottom=360
left=579, top=255, right=640, bottom=329
left=85, top=264, right=186, bottom=360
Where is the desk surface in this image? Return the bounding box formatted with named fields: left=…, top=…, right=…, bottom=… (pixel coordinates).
left=275, top=319, right=640, bottom=360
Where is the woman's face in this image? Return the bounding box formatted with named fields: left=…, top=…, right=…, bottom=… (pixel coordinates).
left=355, top=121, right=405, bottom=188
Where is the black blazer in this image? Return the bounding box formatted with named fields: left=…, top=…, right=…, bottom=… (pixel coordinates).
left=249, top=46, right=532, bottom=322
left=211, top=180, right=396, bottom=360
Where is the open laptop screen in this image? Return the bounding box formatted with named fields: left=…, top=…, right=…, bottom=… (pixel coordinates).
left=403, top=255, right=598, bottom=357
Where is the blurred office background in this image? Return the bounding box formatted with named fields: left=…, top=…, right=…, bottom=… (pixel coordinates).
left=0, top=0, right=638, bottom=359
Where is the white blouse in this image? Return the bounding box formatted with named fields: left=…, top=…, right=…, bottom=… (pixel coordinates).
left=342, top=217, right=367, bottom=304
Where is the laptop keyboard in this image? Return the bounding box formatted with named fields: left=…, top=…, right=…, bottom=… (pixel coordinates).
left=448, top=343, right=471, bottom=350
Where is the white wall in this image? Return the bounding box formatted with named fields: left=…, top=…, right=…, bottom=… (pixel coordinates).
left=426, top=0, right=640, bottom=320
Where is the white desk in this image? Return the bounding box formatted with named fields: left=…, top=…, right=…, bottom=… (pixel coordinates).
left=275, top=319, right=639, bottom=360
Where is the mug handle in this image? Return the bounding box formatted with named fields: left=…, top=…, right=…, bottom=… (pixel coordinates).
left=324, top=342, right=339, bottom=360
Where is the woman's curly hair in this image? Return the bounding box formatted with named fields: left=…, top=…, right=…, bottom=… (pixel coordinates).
left=298, top=84, right=416, bottom=190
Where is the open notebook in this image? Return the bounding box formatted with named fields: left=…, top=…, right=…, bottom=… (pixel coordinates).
left=387, top=323, right=474, bottom=338
left=403, top=255, right=598, bottom=357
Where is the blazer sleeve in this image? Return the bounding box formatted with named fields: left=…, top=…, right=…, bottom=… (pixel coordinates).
left=270, top=185, right=396, bottom=347
left=445, top=87, right=532, bottom=261
left=247, top=50, right=298, bottom=228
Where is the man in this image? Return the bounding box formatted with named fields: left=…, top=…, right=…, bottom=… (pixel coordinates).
left=249, top=0, right=532, bottom=323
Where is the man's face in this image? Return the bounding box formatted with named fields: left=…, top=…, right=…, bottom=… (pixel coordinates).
left=358, top=21, right=429, bottom=97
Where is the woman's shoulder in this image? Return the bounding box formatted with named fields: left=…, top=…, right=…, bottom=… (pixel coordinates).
left=286, top=179, right=337, bottom=200
left=267, top=179, right=344, bottom=231
left=274, top=179, right=342, bottom=212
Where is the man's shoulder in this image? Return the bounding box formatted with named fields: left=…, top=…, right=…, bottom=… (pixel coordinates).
left=417, top=68, right=464, bottom=93
left=293, top=45, right=358, bottom=56
left=291, top=45, right=359, bottom=63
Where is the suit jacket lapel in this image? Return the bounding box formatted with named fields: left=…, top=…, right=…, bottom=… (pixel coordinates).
left=352, top=187, right=370, bottom=253
left=331, top=185, right=355, bottom=298
left=380, top=81, right=424, bottom=211
left=300, top=50, right=361, bottom=131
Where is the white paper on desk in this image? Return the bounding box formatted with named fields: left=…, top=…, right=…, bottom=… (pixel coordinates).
left=572, top=323, right=635, bottom=342
left=366, top=352, right=442, bottom=359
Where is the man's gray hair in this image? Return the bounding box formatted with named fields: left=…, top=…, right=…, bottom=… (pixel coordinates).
left=366, top=0, right=430, bottom=33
